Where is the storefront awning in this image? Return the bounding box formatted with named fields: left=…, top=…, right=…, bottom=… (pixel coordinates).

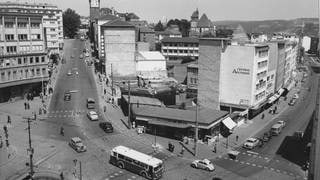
left=277, top=88, right=285, bottom=96
left=135, top=117, right=150, bottom=122
left=222, top=117, right=237, bottom=130
left=268, top=94, right=280, bottom=104
left=148, top=120, right=190, bottom=129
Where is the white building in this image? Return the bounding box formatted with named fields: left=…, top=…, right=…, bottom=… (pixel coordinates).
left=219, top=44, right=269, bottom=110
left=136, top=51, right=167, bottom=79
left=0, top=2, right=63, bottom=54
left=302, top=36, right=311, bottom=52
left=161, top=37, right=199, bottom=61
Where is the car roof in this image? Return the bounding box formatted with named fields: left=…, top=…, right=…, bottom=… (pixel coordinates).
left=247, top=138, right=257, bottom=141
left=89, top=111, right=97, bottom=114
left=71, top=137, right=82, bottom=142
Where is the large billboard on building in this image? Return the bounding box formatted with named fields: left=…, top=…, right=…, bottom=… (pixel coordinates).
left=219, top=46, right=254, bottom=108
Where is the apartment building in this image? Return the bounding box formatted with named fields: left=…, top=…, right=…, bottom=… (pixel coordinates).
left=0, top=11, right=49, bottom=102
left=0, top=2, right=63, bottom=54
left=161, top=37, right=199, bottom=61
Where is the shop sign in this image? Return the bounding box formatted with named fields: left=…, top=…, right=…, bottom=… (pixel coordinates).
left=233, top=68, right=250, bottom=75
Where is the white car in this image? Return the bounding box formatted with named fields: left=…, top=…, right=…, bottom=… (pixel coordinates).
left=276, top=120, right=286, bottom=128
left=243, top=138, right=260, bottom=149
left=191, top=159, right=215, bottom=171
left=87, top=111, right=98, bottom=121
left=69, top=137, right=86, bottom=153
left=75, top=71, right=79, bottom=75
left=67, top=70, right=72, bottom=76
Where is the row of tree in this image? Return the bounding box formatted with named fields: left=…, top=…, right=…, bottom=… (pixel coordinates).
left=154, top=19, right=191, bottom=37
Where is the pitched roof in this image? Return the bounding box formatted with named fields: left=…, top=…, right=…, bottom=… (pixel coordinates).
left=101, top=19, right=135, bottom=28
left=161, top=37, right=199, bottom=43
left=132, top=106, right=229, bottom=125
left=127, top=13, right=139, bottom=20
left=232, top=24, right=250, bottom=42
left=197, top=14, right=214, bottom=28
left=191, top=8, right=199, bottom=19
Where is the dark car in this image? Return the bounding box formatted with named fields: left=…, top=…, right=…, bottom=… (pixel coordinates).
left=99, top=122, right=113, bottom=133
left=262, top=132, right=272, bottom=142
left=64, top=92, right=71, bottom=101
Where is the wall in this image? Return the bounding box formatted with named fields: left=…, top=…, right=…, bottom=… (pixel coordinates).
left=198, top=38, right=227, bottom=110
left=220, top=45, right=253, bottom=108
left=275, top=42, right=285, bottom=91
left=104, top=28, right=136, bottom=77
left=302, top=36, right=311, bottom=52
left=136, top=60, right=167, bottom=79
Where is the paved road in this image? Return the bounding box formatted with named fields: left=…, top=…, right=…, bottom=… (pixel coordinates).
left=212, top=70, right=314, bottom=179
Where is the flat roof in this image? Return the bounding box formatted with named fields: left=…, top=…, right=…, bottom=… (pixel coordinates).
left=161, top=37, right=199, bottom=43
left=112, top=145, right=163, bottom=167
left=122, top=95, right=164, bottom=107
left=132, top=106, right=228, bottom=125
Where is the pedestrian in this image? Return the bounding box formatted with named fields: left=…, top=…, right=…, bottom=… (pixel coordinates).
left=7, top=115, right=11, bottom=124
left=104, top=89, right=106, bottom=95
left=180, top=147, right=185, bottom=156
left=236, top=135, right=239, bottom=142
left=274, top=106, right=277, bottom=113
left=213, top=144, right=217, bottom=153
left=24, top=102, right=27, bottom=110
left=60, top=172, right=64, bottom=180
left=104, top=105, right=106, bottom=112
left=261, top=113, right=265, bottom=119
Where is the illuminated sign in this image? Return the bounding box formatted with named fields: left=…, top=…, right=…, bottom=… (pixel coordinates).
left=232, top=68, right=250, bottom=75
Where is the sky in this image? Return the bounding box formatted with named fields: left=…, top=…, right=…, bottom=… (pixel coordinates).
left=18, top=0, right=319, bottom=23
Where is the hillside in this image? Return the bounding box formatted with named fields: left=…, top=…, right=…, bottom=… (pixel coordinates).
left=215, top=18, right=319, bottom=37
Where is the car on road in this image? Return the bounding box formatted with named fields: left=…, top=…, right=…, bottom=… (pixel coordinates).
left=67, top=70, right=72, bottom=76
left=87, top=111, right=98, bottom=121
left=243, top=138, right=260, bottom=149
left=69, top=137, right=86, bottom=153
left=276, top=120, right=286, bottom=128
left=64, top=92, right=71, bottom=101
left=271, top=123, right=283, bottom=135
left=191, top=159, right=215, bottom=171
left=99, top=122, right=114, bottom=133
left=262, top=131, right=272, bottom=142
left=288, top=98, right=297, bottom=106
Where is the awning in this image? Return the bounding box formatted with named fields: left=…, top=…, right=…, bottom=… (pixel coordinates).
left=148, top=119, right=190, bottom=129
left=135, top=117, right=150, bottom=122
left=222, top=117, right=237, bottom=130
left=239, top=109, right=248, bottom=116
left=277, top=88, right=285, bottom=96
left=268, top=94, right=280, bottom=104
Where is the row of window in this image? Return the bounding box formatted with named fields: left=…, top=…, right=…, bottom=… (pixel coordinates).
left=0, top=8, right=61, bottom=15
left=116, top=153, right=149, bottom=170
left=3, top=22, right=40, bottom=28
left=189, top=77, right=198, bottom=84
left=257, top=50, right=268, bottom=58
left=0, top=67, right=47, bottom=82
left=0, top=56, right=46, bottom=68
left=163, top=49, right=199, bottom=54
left=256, top=80, right=266, bottom=90
left=187, top=68, right=198, bottom=74
left=256, top=70, right=267, bottom=79
left=2, top=34, right=41, bottom=41
left=257, top=60, right=267, bottom=69
left=162, top=43, right=198, bottom=47
left=2, top=45, right=44, bottom=54
left=255, top=91, right=266, bottom=101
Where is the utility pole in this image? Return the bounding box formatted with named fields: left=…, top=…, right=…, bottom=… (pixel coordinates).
left=128, top=81, right=131, bottom=129
left=79, top=161, right=82, bottom=180
left=27, top=118, right=34, bottom=177
left=194, top=103, right=198, bottom=156
left=111, top=64, right=114, bottom=96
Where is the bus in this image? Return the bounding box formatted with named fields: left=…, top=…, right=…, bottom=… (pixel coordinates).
left=86, top=98, right=95, bottom=109
left=110, top=145, right=164, bottom=179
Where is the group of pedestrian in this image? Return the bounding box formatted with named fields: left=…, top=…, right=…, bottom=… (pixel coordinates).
left=24, top=102, right=31, bottom=110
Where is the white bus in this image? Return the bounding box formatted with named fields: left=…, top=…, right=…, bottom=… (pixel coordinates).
left=109, top=145, right=164, bottom=179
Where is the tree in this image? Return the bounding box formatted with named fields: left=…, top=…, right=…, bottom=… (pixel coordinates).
left=154, top=21, right=164, bottom=31
left=166, top=19, right=190, bottom=37
left=63, top=8, right=81, bottom=38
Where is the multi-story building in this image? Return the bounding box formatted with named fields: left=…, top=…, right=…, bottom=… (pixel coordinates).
left=0, top=2, right=63, bottom=54
left=161, top=37, right=199, bottom=61
left=0, top=11, right=49, bottom=102
left=186, top=63, right=198, bottom=98
left=283, top=42, right=298, bottom=90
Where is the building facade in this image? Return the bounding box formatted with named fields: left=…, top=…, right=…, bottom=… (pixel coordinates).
left=161, top=37, right=199, bottom=61
left=0, top=2, right=63, bottom=54
left=186, top=63, right=198, bottom=98
left=136, top=51, right=167, bottom=79
left=102, top=19, right=136, bottom=78
left=0, top=11, right=49, bottom=102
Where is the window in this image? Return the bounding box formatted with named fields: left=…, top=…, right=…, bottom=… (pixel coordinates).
left=6, top=46, right=17, bottom=53
left=17, top=23, right=27, bottom=28
left=36, top=68, right=40, bottom=75
left=41, top=56, right=45, bottom=62
left=1, top=72, right=5, bottom=81
left=23, top=57, right=27, bottom=64
left=31, top=69, right=35, bottom=77
left=18, top=58, right=22, bottom=64
left=25, top=69, right=28, bottom=78
left=50, top=34, right=56, bottom=38
left=31, top=23, right=40, bottom=28
left=13, top=71, right=17, bottom=79
left=50, top=28, right=55, bottom=31
left=35, top=57, right=39, bottom=63
left=42, top=68, right=46, bottom=75
left=4, top=22, right=14, bottom=28
left=7, top=71, right=11, bottom=80
left=30, top=57, right=34, bottom=64
left=18, top=34, right=28, bottom=41
left=5, top=34, right=15, bottom=41
left=50, top=21, right=55, bottom=24
left=31, top=34, right=41, bottom=40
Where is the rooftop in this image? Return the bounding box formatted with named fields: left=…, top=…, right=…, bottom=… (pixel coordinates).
left=132, top=106, right=229, bottom=125
left=161, top=37, right=199, bottom=43
left=122, top=95, right=164, bottom=107
left=137, top=51, right=165, bottom=61
left=101, top=19, right=135, bottom=28
left=197, top=13, right=214, bottom=28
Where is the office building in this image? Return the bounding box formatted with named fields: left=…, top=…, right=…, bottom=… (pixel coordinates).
left=161, top=37, right=199, bottom=61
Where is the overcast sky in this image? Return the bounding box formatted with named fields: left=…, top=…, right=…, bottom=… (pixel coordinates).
left=38, top=0, right=318, bottom=22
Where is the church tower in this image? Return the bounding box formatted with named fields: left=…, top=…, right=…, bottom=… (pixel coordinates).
left=89, top=0, right=100, bottom=20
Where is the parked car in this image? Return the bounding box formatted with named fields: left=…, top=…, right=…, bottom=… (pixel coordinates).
left=243, top=138, right=260, bottom=149
left=64, top=92, right=71, bottom=101
left=262, top=132, right=272, bottom=142
left=271, top=123, right=283, bottom=136
left=276, top=120, right=286, bottom=128
left=99, top=122, right=114, bottom=133
left=191, top=159, right=215, bottom=171
left=67, top=70, right=72, bottom=76
left=69, top=137, right=86, bottom=153
left=293, top=93, right=299, bottom=99
left=288, top=98, right=297, bottom=106
left=87, top=111, right=98, bottom=121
